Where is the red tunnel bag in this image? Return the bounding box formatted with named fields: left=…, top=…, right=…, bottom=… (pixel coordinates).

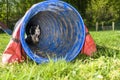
left=2, top=22, right=26, bottom=64
left=81, top=26, right=97, bottom=56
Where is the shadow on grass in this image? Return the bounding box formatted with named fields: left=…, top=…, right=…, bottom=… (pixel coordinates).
left=74, top=44, right=120, bottom=62
left=2, top=44, right=119, bottom=64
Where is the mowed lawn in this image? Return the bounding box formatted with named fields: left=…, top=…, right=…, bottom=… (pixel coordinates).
left=0, top=31, right=120, bottom=80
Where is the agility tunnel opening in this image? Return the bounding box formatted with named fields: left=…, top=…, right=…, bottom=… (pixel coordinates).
left=20, top=1, right=85, bottom=64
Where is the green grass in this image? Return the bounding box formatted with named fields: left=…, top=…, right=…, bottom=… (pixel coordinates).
left=0, top=31, right=120, bottom=80
left=0, top=34, right=10, bottom=55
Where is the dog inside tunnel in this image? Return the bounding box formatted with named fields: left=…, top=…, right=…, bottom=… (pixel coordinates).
left=20, top=1, right=85, bottom=63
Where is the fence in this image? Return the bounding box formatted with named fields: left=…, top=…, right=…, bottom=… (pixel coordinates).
left=95, top=22, right=117, bottom=31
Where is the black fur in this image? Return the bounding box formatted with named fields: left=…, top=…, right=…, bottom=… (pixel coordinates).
left=25, top=25, right=41, bottom=45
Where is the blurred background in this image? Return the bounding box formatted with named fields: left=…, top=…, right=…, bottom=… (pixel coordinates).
left=0, top=0, right=120, bottom=31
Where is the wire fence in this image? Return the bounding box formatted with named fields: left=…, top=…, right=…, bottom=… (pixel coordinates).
left=95, top=22, right=120, bottom=31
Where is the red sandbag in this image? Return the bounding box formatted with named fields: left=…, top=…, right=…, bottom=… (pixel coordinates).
left=81, top=26, right=97, bottom=56
left=2, top=21, right=26, bottom=64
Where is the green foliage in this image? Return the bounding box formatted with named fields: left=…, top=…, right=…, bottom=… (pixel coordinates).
left=0, top=0, right=120, bottom=29
left=86, top=0, right=119, bottom=27
left=0, top=0, right=7, bottom=23
left=0, top=0, right=43, bottom=29
left=0, top=31, right=120, bottom=79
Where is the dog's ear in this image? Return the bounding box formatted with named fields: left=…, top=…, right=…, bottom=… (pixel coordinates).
left=30, top=26, right=36, bottom=34
left=37, top=25, right=40, bottom=29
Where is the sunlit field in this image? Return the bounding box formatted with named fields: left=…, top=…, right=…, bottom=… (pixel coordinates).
left=0, top=31, right=120, bottom=80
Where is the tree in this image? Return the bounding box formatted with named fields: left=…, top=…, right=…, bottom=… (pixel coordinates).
left=85, top=0, right=119, bottom=27
left=0, top=0, right=43, bottom=29
left=0, top=0, right=7, bottom=24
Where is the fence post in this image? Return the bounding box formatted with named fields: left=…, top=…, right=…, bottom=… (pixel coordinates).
left=102, top=22, right=104, bottom=30
left=112, top=22, right=115, bottom=31
left=96, top=22, right=98, bottom=31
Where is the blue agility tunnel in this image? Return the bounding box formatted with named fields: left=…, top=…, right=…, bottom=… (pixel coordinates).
left=20, top=0, right=85, bottom=64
